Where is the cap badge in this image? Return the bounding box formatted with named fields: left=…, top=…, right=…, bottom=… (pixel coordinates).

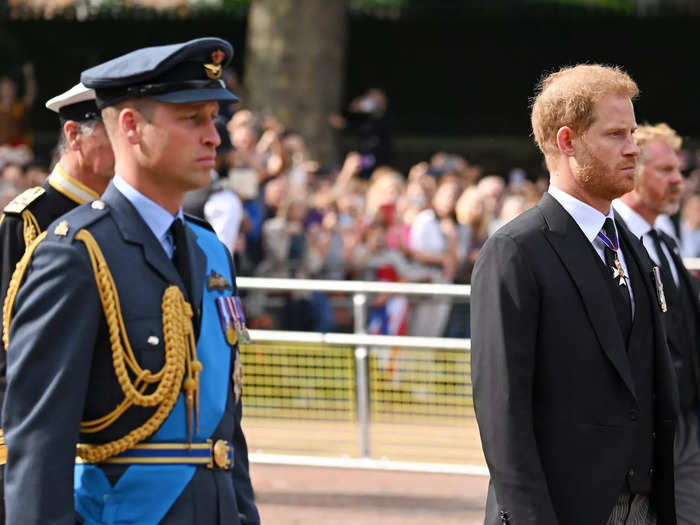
left=204, top=49, right=225, bottom=80
left=54, top=220, right=70, bottom=237
left=211, top=49, right=225, bottom=64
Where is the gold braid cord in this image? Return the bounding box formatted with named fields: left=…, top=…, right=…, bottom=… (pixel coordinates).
left=1, top=210, right=43, bottom=349
left=21, top=210, right=40, bottom=247
left=2, top=228, right=201, bottom=463
left=2, top=232, right=47, bottom=350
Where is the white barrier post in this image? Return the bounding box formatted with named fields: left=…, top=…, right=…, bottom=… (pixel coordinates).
left=353, top=293, right=371, bottom=458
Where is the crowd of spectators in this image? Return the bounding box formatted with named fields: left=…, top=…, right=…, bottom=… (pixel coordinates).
left=2, top=75, right=700, bottom=336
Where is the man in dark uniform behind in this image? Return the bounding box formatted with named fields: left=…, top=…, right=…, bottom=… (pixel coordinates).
left=1, top=82, right=115, bottom=325
left=2, top=37, right=259, bottom=524
left=614, top=123, right=700, bottom=524
left=0, top=82, right=114, bottom=523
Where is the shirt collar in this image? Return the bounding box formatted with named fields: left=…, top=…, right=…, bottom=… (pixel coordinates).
left=112, top=175, right=183, bottom=244
left=612, top=199, right=652, bottom=240
left=48, top=164, right=101, bottom=205
left=653, top=214, right=680, bottom=245
left=548, top=184, right=613, bottom=243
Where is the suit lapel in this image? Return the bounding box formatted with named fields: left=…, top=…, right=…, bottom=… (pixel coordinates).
left=101, top=183, right=183, bottom=289
left=660, top=230, right=700, bottom=402
left=538, top=193, right=636, bottom=398
left=615, top=212, right=680, bottom=418
left=615, top=212, right=658, bottom=304
left=661, top=231, right=700, bottom=312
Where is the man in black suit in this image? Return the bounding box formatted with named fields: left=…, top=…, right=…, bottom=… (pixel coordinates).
left=471, top=65, right=679, bottom=525
left=613, top=123, right=700, bottom=524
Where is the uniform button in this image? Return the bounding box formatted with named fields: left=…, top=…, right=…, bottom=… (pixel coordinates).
left=629, top=409, right=639, bottom=421
left=628, top=467, right=635, bottom=478
left=651, top=432, right=656, bottom=439
left=648, top=467, right=654, bottom=476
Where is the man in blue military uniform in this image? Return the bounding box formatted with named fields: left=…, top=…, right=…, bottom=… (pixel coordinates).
left=0, top=82, right=114, bottom=524
left=2, top=38, right=259, bottom=524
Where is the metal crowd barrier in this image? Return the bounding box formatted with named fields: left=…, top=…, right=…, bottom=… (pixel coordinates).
left=237, top=277, right=472, bottom=469
left=237, top=259, right=699, bottom=471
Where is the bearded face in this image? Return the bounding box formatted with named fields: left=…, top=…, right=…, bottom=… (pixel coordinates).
left=568, top=94, right=639, bottom=204
left=573, top=138, right=636, bottom=202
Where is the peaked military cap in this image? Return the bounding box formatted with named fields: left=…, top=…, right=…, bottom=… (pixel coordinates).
left=45, top=83, right=100, bottom=124
left=81, top=37, right=239, bottom=109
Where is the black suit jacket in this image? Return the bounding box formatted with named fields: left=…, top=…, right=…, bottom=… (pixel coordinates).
left=656, top=228, right=700, bottom=406
left=3, top=183, right=259, bottom=524
left=471, top=192, right=679, bottom=525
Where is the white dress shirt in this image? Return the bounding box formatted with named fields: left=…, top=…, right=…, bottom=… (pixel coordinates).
left=613, top=199, right=680, bottom=286
left=204, top=189, right=243, bottom=256
left=548, top=185, right=634, bottom=310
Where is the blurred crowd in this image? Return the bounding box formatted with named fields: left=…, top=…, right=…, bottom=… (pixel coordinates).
left=2, top=69, right=700, bottom=337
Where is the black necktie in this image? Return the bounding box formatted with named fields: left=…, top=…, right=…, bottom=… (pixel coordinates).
left=600, top=218, right=633, bottom=334
left=170, top=218, right=193, bottom=304
left=647, top=229, right=676, bottom=298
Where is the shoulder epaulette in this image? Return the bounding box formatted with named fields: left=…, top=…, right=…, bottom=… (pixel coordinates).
left=184, top=213, right=215, bottom=233
left=2, top=187, right=45, bottom=215
left=45, top=199, right=111, bottom=243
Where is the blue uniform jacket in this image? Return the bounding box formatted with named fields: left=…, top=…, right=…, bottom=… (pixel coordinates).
left=3, top=182, right=259, bottom=525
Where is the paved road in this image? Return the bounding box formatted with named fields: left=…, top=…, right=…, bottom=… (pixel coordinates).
left=250, top=463, right=489, bottom=524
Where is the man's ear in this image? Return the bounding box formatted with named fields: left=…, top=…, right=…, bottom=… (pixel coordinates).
left=63, top=121, right=80, bottom=151
left=556, top=126, right=576, bottom=157
left=119, top=108, right=141, bottom=145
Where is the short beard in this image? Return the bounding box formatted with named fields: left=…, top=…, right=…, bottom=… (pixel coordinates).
left=657, top=198, right=681, bottom=217
left=573, top=140, right=635, bottom=202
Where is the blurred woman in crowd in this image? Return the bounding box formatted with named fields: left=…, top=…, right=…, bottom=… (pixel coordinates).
left=0, top=63, right=36, bottom=147
left=406, top=176, right=463, bottom=337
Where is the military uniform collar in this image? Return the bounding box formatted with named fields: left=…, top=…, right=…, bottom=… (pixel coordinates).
left=112, top=175, right=183, bottom=257
left=48, top=164, right=100, bottom=205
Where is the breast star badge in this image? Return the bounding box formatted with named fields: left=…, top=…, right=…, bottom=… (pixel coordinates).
left=611, top=257, right=627, bottom=286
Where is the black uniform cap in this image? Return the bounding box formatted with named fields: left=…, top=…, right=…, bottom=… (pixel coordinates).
left=80, top=37, right=239, bottom=110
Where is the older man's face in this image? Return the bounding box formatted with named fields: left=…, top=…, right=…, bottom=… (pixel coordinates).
left=636, top=139, right=684, bottom=216
left=81, top=122, right=115, bottom=181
